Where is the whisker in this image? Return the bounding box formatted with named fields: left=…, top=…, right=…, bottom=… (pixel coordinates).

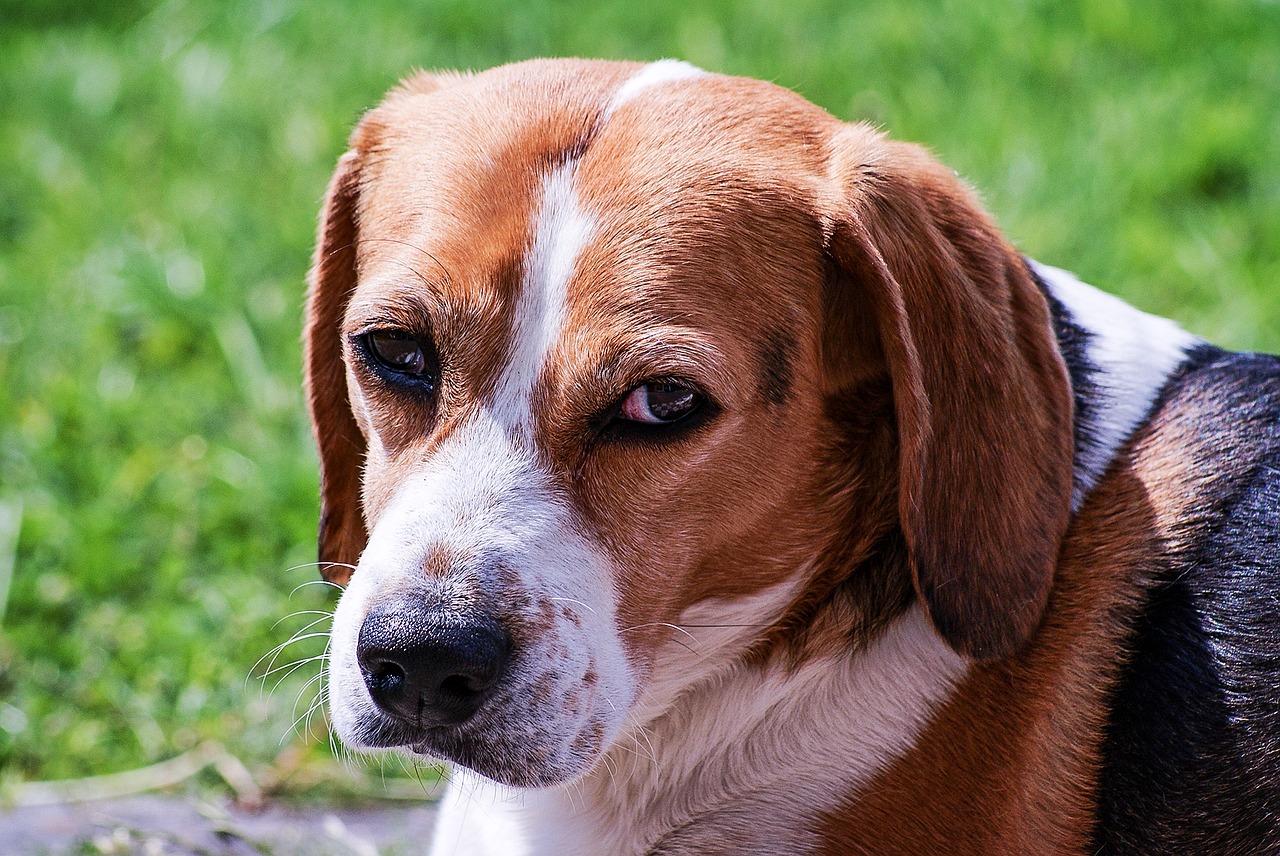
left=269, top=609, right=332, bottom=631
left=632, top=726, right=659, bottom=766
left=303, top=688, right=328, bottom=738
left=359, top=237, right=455, bottom=286
left=310, top=641, right=335, bottom=742
left=275, top=613, right=336, bottom=643
left=285, top=698, right=320, bottom=742
left=621, top=622, right=698, bottom=643
left=290, top=579, right=346, bottom=594
left=291, top=671, right=329, bottom=723
left=291, top=668, right=327, bottom=707
left=328, top=705, right=342, bottom=760
left=600, top=749, right=618, bottom=784
left=616, top=737, right=652, bottom=770
left=266, top=653, right=329, bottom=691
left=549, top=597, right=596, bottom=615
left=261, top=649, right=329, bottom=678
left=282, top=561, right=337, bottom=574
left=252, top=630, right=335, bottom=685
left=337, top=738, right=361, bottom=775
left=289, top=675, right=330, bottom=737
left=247, top=614, right=333, bottom=694
left=268, top=614, right=332, bottom=647
left=299, top=698, right=325, bottom=740
left=620, top=622, right=701, bottom=655
left=258, top=604, right=334, bottom=642
left=281, top=563, right=352, bottom=592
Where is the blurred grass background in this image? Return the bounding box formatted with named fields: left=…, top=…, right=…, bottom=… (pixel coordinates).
left=1, top=0, right=1278, bottom=797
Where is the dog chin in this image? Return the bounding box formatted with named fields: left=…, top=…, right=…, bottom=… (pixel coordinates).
left=337, top=705, right=606, bottom=789
left=408, top=736, right=599, bottom=789
left=405, top=726, right=604, bottom=788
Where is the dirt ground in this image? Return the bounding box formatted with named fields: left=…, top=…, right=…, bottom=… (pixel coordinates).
left=0, top=795, right=439, bottom=856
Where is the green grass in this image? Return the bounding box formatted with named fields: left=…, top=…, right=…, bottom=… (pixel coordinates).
left=1, top=0, right=1278, bottom=794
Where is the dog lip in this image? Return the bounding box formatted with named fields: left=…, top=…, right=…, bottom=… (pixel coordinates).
left=350, top=713, right=436, bottom=750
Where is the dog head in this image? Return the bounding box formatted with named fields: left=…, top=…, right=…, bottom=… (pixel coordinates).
left=305, top=59, right=1072, bottom=787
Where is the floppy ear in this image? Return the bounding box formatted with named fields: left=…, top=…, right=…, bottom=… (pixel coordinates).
left=823, top=125, right=1074, bottom=660
left=304, top=149, right=367, bottom=585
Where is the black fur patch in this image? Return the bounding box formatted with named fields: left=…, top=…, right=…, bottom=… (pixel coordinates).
left=1093, top=350, right=1280, bottom=854
left=1027, top=260, right=1102, bottom=502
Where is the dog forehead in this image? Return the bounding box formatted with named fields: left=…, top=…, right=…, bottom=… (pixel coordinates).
left=349, top=63, right=621, bottom=263
left=351, top=60, right=834, bottom=304
left=344, top=59, right=838, bottom=438
left=353, top=61, right=833, bottom=227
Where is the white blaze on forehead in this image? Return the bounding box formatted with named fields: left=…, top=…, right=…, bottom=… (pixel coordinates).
left=492, top=162, right=595, bottom=435
left=606, top=59, right=707, bottom=117
left=490, top=61, right=707, bottom=437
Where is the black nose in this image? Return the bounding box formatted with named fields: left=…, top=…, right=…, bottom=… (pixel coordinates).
left=356, top=601, right=510, bottom=727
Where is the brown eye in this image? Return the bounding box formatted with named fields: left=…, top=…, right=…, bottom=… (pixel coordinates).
left=619, top=381, right=701, bottom=424
left=362, top=329, right=433, bottom=381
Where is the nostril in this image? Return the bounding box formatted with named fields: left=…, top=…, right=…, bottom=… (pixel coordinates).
left=356, top=602, right=510, bottom=727
left=366, top=660, right=406, bottom=695
left=439, top=674, right=476, bottom=697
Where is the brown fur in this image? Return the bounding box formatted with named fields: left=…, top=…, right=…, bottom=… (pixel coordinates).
left=818, top=459, right=1162, bottom=853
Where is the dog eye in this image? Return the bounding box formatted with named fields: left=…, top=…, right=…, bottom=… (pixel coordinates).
left=618, top=381, right=702, bottom=424
left=363, top=329, right=432, bottom=379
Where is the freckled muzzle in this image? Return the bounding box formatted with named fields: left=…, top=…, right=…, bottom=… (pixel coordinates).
left=324, top=411, right=638, bottom=787
left=356, top=596, right=511, bottom=728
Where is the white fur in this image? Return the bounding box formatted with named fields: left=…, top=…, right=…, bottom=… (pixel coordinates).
left=1033, top=262, right=1200, bottom=508
left=430, top=605, right=968, bottom=855
left=328, top=411, right=635, bottom=783
left=606, top=59, right=707, bottom=117
left=345, top=374, right=384, bottom=460
left=426, top=576, right=810, bottom=856
left=488, top=62, right=710, bottom=436
left=491, top=162, right=595, bottom=435
left=431, top=777, right=529, bottom=856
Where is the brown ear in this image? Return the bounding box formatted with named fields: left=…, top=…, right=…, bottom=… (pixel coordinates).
left=304, top=149, right=366, bottom=585
left=823, top=126, right=1074, bottom=659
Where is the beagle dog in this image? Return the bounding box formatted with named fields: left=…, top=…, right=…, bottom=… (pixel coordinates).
left=304, top=59, right=1280, bottom=855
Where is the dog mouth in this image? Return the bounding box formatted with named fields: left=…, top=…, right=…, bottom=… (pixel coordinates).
left=334, top=635, right=618, bottom=788
left=347, top=702, right=610, bottom=788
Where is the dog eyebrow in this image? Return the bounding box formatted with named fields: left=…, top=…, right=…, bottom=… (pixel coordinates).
left=549, top=331, right=734, bottom=423
left=343, top=279, right=453, bottom=335
left=597, top=337, right=730, bottom=391
left=757, top=327, right=796, bottom=408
